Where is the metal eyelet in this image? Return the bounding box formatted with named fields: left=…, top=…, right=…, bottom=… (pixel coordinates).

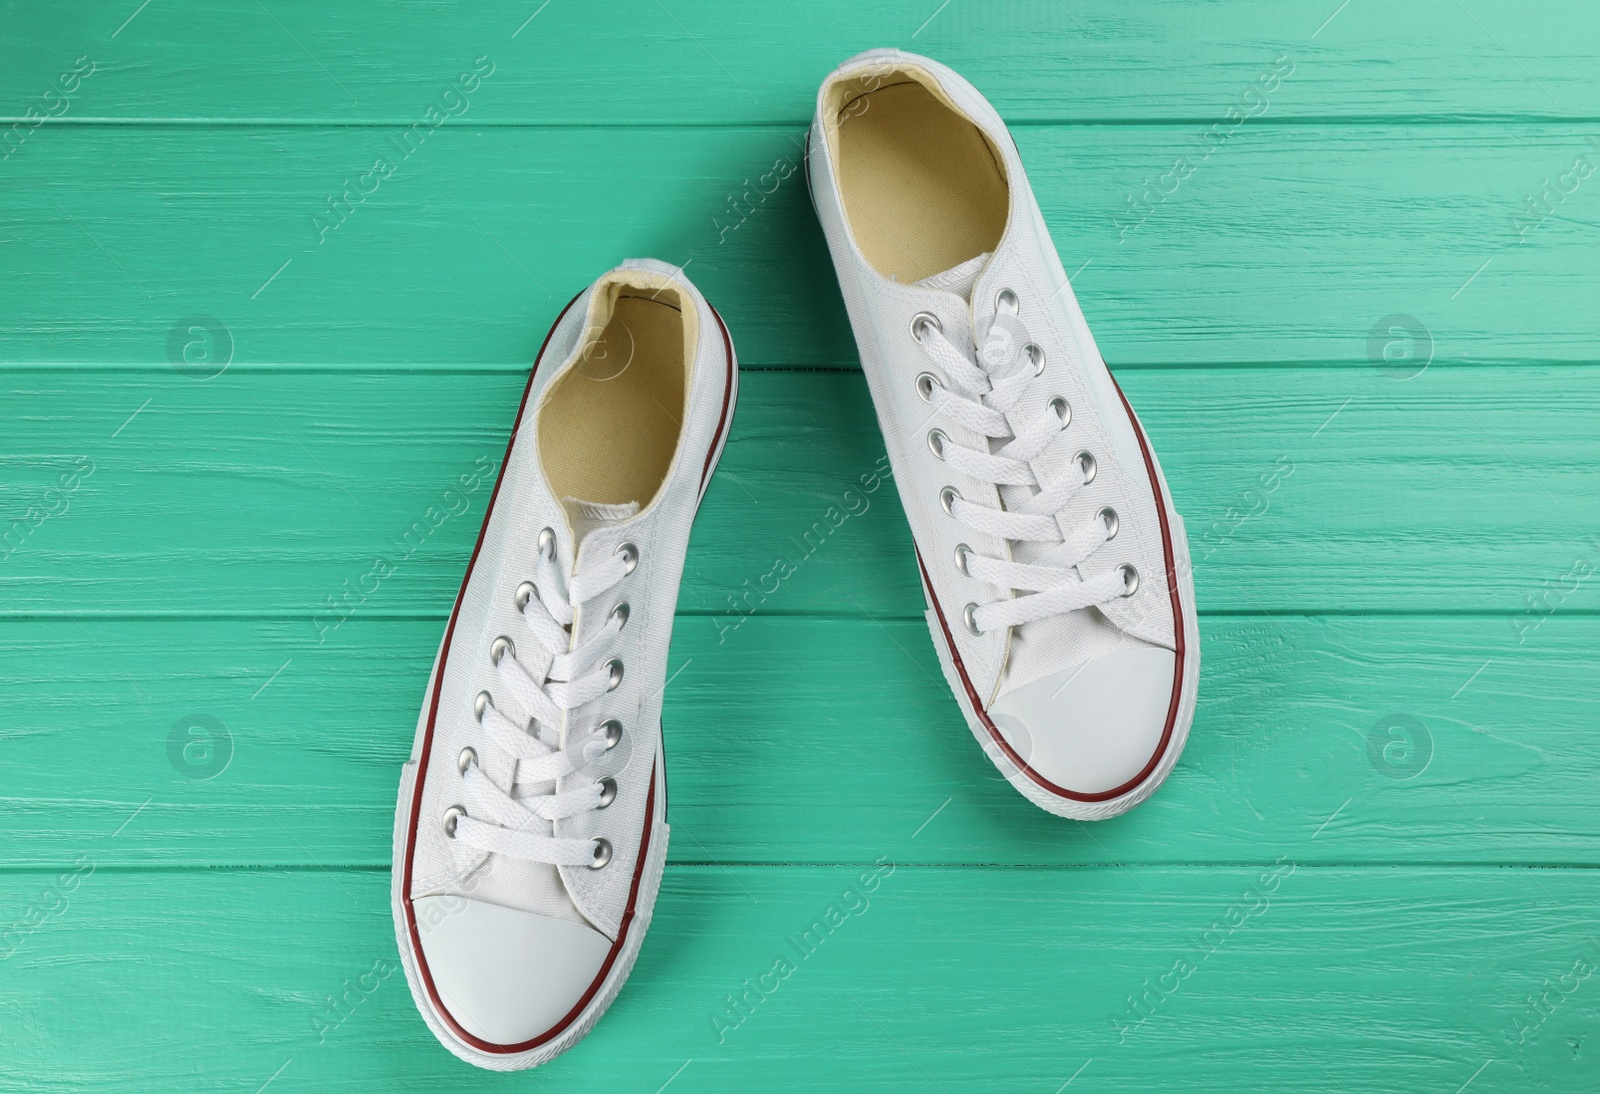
left=1118, top=564, right=1139, bottom=597
left=1098, top=507, right=1119, bottom=540
left=474, top=691, right=492, bottom=721
left=1075, top=450, right=1097, bottom=484
left=457, top=747, right=476, bottom=775
left=514, top=581, right=536, bottom=611
left=589, top=838, right=613, bottom=869
left=442, top=805, right=466, bottom=838
left=599, top=719, right=623, bottom=749
left=915, top=372, right=941, bottom=402
left=1048, top=396, right=1070, bottom=426
left=927, top=429, right=948, bottom=460
left=963, top=603, right=984, bottom=636
left=954, top=543, right=973, bottom=576
left=490, top=636, right=515, bottom=666
left=910, top=311, right=942, bottom=343
left=1025, top=343, right=1045, bottom=375
left=610, top=602, right=630, bottom=630
left=995, top=287, right=1018, bottom=315
left=605, top=659, right=624, bottom=691
left=597, top=778, right=617, bottom=808
left=616, top=542, right=639, bottom=574
left=537, top=526, right=556, bottom=560
left=940, top=486, right=960, bottom=516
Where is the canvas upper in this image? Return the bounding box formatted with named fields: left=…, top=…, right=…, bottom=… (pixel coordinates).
left=392, top=259, right=737, bottom=1068
left=809, top=49, right=1198, bottom=818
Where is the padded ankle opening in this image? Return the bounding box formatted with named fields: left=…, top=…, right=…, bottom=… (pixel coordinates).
left=537, top=288, right=689, bottom=510
left=827, top=69, right=1009, bottom=284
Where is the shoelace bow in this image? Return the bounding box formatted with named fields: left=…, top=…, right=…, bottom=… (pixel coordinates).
left=451, top=535, right=633, bottom=869
left=917, top=307, right=1131, bottom=634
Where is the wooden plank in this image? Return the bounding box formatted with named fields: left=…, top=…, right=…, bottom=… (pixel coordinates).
left=1, top=864, right=1594, bottom=1091
left=3, top=368, right=1596, bottom=617
left=3, top=1, right=1596, bottom=124
left=3, top=124, right=1598, bottom=367
left=3, top=612, right=1594, bottom=868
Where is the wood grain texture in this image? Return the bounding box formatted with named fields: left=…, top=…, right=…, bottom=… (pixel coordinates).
left=3, top=368, right=1596, bottom=616
left=1, top=613, right=1594, bottom=868
left=3, top=124, right=1599, bottom=367
left=4, top=5, right=1598, bottom=1088
left=1, top=866, right=1595, bottom=1092
left=4, top=0, right=1597, bottom=123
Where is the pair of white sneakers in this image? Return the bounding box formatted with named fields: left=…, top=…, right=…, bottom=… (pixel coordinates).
left=391, top=49, right=1199, bottom=1070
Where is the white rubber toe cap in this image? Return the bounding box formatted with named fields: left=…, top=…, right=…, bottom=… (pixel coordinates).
left=988, top=647, right=1176, bottom=797
left=413, top=895, right=612, bottom=1046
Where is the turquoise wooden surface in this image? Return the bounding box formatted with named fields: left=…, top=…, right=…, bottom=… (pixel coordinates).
left=7, top=125, right=1600, bottom=367
left=4, top=3, right=1599, bottom=1090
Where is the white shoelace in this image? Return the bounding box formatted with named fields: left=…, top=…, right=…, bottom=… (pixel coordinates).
left=450, top=532, right=635, bottom=869
left=915, top=300, right=1133, bottom=635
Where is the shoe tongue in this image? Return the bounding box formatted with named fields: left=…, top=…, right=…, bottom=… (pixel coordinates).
left=913, top=252, right=990, bottom=301
left=561, top=496, right=640, bottom=545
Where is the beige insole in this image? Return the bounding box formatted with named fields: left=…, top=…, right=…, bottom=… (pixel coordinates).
left=834, top=79, right=1009, bottom=284
left=537, top=294, right=687, bottom=508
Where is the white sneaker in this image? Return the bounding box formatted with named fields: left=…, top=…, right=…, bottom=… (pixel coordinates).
left=391, top=260, right=737, bottom=1069
left=808, top=50, right=1198, bottom=820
